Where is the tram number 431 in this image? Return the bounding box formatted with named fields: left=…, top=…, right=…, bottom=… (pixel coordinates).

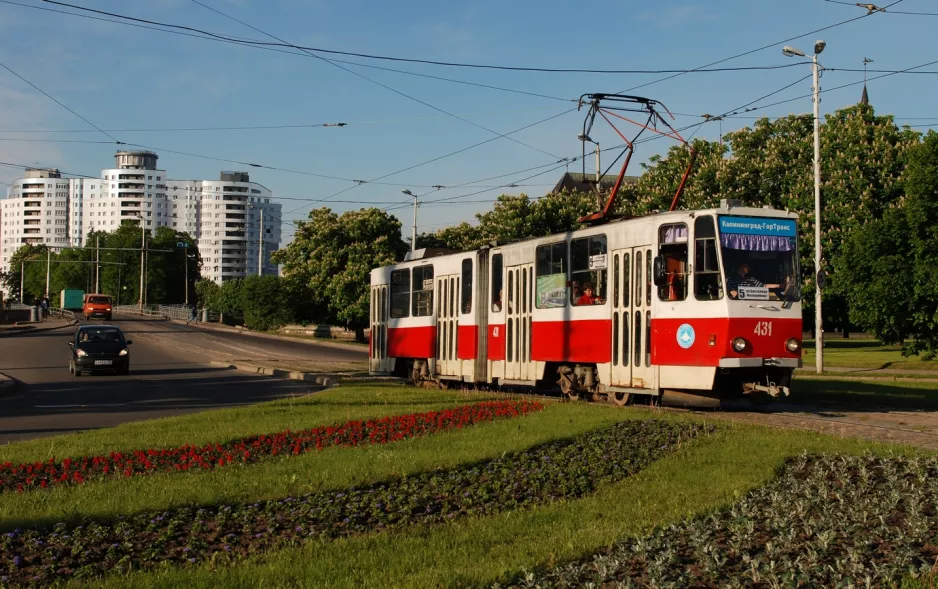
left=753, top=321, right=773, bottom=336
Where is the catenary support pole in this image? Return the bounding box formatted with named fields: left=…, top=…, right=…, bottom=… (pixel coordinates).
left=813, top=54, right=824, bottom=374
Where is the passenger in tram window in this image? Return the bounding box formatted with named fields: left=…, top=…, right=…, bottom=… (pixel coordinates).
left=571, top=280, right=582, bottom=300
left=576, top=283, right=604, bottom=306
left=493, top=289, right=503, bottom=312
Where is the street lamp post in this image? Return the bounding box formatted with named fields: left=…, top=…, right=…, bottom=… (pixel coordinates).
left=783, top=40, right=826, bottom=374
left=134, top=214, right=146, bottom=312
left=402, top=189, right=417, bottom=254
left=247, top=204, right=263, bottom=276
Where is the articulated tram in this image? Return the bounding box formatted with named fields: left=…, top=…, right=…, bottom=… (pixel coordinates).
left=369, top=199, right=803, bottom=407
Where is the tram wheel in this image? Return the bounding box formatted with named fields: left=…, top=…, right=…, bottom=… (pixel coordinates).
left=558, top=374, right=579, bottom=401
left=612, top=392, right=631, bottom=406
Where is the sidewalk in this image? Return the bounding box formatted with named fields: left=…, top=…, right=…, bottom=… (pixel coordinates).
left=0, top=317, right=76, bottom=337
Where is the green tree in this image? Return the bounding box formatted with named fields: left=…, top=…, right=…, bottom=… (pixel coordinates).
left=1, top=244, right=48, bottom=303
left=837, top=131, right=938, bottom=357
left=195, top=279, right=220, bottom=309
left=241, top=275, right=294, bottom=331
left=272, top=207, right=408, bottom=340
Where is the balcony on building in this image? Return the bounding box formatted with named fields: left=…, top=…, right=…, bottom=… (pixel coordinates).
left=23, top=228, right=40, bottom=235
left=23, top=210, right=41, bottom=217
left=21, top=237, right=43, bottom=244
left=23, top=201, right=42, bottom=208
left=23, top=219, right=40, bottom=226
left=118, top=182, right=145, bottom=190
left=120, top=201, right=142, bottom=208
left=118, top=174, right=145, bottom=181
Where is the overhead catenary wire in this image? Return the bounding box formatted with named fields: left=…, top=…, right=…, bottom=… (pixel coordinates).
left=0, top=59, right=118, bottom=143
left=186, top=0, right=561, bottom=162
left=31, top=0, right=859, bottom=76
left=821, top=0, right=938, bottom=16
left=615, top=0, right=904, bottom=95
left=281, top=107, right=576, bottom=216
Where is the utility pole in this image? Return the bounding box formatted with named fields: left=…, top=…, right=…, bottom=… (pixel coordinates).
left=402, top=189, right=417, bottom=253
left=45, top=248, right=51, bottom=301
left=137, top=216, right=145, bottom=312
left=783, top=40, right=826, bottom=375
left=95, top=236, right=100, bottom=293
left=184, top=251, right=189, bottom=305
left=812, top=50, right=824, bottom=374
left=19, top=261, right=24, bottom=303
left=594, top=141, right=602, bottom=210
left=258, top=208, right=264, bottom=276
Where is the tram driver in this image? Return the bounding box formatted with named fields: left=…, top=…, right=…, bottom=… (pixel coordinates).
left=727, top=262, right=784, bottom=299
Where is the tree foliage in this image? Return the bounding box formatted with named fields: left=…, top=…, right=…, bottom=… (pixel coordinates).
left=271, top=207, right=408, bottom=338
left=837, top=131, right=938, bottom=357
left=0, top=225, right=201, bottom=306
left=240, top=275, right=295, bottom=331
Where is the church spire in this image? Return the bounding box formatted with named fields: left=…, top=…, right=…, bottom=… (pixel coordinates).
left=861, top=57, right=873, bottom=105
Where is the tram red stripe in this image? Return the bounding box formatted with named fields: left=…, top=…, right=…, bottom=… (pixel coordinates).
left=457, top=325, right=478, bottom=360
left=531, top=319, right=612, bottom=363
left=652, top=317, right=802, bottom=366
left=488, top=324, right=505, bottom=361
left=387, top=326, right=435, bottom=359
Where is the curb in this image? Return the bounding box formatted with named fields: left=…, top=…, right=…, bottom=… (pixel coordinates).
left=175, top=319, right=368, bottom=353
left=0, top=320, right=78, bottom=338
left=210, top=361, right=343, bottom=387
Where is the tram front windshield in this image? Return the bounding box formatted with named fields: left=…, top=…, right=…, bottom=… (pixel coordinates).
left=718, top=215, right=800, bottom=302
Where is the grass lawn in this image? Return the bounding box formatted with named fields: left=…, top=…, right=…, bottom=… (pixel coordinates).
left=71, top=419, right=920, bottom=589
left=0, top=381, right=931, bottom=588
left=802, top=338, right=938, bottom=371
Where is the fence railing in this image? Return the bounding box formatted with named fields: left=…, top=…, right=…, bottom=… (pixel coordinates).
left=48, top=308, right=76, bottom=321
left=113, top=304, right=203, bottom=322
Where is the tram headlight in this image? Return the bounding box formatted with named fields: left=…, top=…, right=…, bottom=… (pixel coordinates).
left=785, top=338, right=801, bottom=353
left=732, top=337, right=749, bottom=353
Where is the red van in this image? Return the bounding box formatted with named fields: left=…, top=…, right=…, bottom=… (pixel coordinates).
left=83, top=294, right=113, bottom=321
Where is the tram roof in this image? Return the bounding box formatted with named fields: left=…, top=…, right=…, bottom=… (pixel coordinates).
left=383, top=200, right=797, bottom=272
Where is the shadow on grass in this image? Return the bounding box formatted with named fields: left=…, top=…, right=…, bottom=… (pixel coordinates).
left=789, top=379, right=938, bottom=412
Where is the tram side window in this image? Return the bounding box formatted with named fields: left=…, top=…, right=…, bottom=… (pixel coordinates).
left=657, top=224, right=688, bottom=302
left=491, top=254, right=503, bottom=312
left=411, top=265, right=434, bottom=317
left=390, top=269, right=410, bottom=318
left=535, top=241, right=568, bottom=308
left=571, top=235, right=608, bottom=306
left=694, top=216, right=724, bottom=300
left=461, top=259, right=473, bottom=314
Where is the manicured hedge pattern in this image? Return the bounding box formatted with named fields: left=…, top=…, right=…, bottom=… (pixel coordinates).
left=504, top=453, right=938, bottom=588
left=0, top=400, right=543, bottom=494
left=0, top=420, right=711, bottom=587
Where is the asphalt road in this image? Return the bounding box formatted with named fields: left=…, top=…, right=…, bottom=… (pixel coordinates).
left=0, top=315, right=367, bottom=444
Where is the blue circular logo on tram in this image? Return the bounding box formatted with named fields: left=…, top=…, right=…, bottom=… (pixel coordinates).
left=676, top=323, right=696, bottom=349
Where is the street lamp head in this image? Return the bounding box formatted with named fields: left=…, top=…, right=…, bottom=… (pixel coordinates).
left=782, top=45, right=806, bottom=58
left=402, top=189, right=414, bottom=196
left=814, top=40, right=826, bottom=55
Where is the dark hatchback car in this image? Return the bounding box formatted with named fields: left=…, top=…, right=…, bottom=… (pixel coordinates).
left=68, top=325, right=132, bottom=376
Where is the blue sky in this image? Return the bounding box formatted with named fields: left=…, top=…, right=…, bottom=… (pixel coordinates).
left=0, top=0, right=936, bottom=245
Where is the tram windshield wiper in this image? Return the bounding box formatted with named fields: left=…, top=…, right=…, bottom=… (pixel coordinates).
left=749, top=304, right=780, bottom=311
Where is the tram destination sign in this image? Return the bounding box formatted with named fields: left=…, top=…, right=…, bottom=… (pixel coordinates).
left=737, top=286, right=770, bottom=300
left=718, top=217, right=796, bottom=236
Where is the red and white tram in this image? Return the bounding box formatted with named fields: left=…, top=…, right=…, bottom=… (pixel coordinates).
left=369, top=199, right=803, bottom=407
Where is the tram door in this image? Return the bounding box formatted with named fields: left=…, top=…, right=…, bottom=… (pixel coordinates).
left=436, top=274, right=460, bottom=377
left=610, top=247, right=654, bottom=389
left=504, top=264, right=535, bottom=381
left=369, top=284, right=389, bottom=373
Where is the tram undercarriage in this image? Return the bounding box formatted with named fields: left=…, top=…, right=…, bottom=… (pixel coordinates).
left=391, top=357, right=794, bottom=409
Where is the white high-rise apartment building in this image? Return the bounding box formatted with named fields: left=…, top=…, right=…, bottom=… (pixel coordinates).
left=1, top=151, right=282, bottom=284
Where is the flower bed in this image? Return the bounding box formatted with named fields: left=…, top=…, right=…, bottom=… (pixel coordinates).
left=506, top=453, right=938, bottom=588
left=0, top=419, right=712, bottom=587
left=0, top=400, right=544, bottom=495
